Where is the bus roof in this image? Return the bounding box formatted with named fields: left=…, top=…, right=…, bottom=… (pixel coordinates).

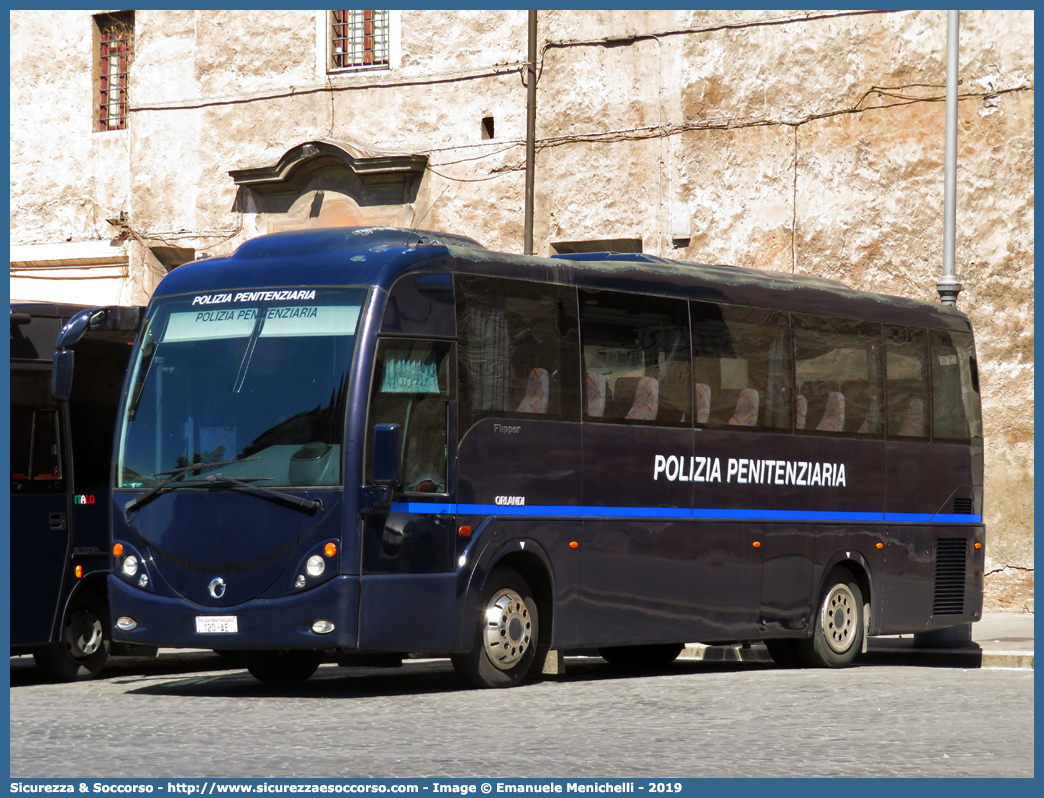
left=153, top=226, right=971, bottom=332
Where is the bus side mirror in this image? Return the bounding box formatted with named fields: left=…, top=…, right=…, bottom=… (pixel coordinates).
left=372, top=423, right=402, bottom=487
left=51, top=349, right=75, bottom=403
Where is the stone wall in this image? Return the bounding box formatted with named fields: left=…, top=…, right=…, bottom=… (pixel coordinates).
left=9, top=10, right=1033, bottom=610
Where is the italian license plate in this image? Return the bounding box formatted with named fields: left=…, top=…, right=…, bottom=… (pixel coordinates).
left=196, top=615, right=238, bottom=634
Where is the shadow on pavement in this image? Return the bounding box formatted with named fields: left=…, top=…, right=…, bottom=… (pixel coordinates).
left=121, top=656, right=777, bottom=700
left=9, top=650, right=245, bottom=687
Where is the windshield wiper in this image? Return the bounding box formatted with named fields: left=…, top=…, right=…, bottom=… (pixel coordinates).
left=201, top=474, right=323, bottom=512
left=124, top=457, right=261, bottom=513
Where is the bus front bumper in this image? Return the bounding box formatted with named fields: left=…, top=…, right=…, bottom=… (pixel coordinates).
left=108, top=574, right=360, bottom=650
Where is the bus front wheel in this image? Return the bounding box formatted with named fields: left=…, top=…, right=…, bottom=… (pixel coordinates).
left=798, top=569, right=864, bottom=668
left=34, top=595, right=110, bottom=681
left=242, top=650, right=323, bottom=685
left=452, top=567, right=538, bottom=689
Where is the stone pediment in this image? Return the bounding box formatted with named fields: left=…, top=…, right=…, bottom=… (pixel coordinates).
left=229, top=139, right=427, bottom=199
left=229, top=140, right=430, bottom=235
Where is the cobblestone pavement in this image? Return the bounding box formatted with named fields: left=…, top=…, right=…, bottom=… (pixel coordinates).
left=10, top=653, right=1034, bottom=778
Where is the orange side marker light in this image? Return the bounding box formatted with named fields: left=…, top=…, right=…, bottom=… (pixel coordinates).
left=113, top=543, right=123, bottom=557
left=752, top=541, right=761, bottom=548
left=458, top=526, right=472, bottom=538
left=324, top=542, right=337, bottom=557
left=876, top=542, right=884, bottom=549
left=569, top=541, right=579, bottom=549
left=74, top=565, right=83, bottom=579
left=974, top=542, right=982, bottom=549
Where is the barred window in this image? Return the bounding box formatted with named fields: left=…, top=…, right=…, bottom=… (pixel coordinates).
left=330, top=10, right=389, bottom=70
left=96, top=12, right=134, bottom=131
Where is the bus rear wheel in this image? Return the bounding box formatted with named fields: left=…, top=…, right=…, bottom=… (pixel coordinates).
left=452, top=567, right=538, bottom=689
left=598, top=643, right=684, bottom=670
left=797, top=569, right=864, bottom=668
left=34, top=595, right=110, bottom=681
left=242, top=650, right=323, bottom=685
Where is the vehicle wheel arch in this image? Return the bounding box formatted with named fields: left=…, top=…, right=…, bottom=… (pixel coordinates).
left=59, top=571, right=110, bottom=634
left=34, top=571, right=111, bottom=681
left=455, top=533, right=556, bottom=657
left=816, top=553, right=874, bottom=638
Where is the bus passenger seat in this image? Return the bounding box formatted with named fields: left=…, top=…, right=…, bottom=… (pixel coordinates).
left=695, top=382, right=711, bottom=424
left=728, top=387, right=759, bottom=426
left=816, top=391, right=845, bottom=432
left=625, top=376, right=659, bottom=421
left=898, top=397, right=925, bottom=437
left=516, top=368, right=549, bottom=414
left=607, top=376, right=640, bottom=418
left=796, top=394, right=808, bottom=429
left=586, top=372, right=607, bottom=417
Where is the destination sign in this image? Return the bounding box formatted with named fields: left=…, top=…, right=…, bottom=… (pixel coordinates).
left=163, top=304, right=361, bottom=342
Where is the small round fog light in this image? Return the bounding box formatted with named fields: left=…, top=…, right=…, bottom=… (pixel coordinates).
left=122, top=555, right=139, bottom=576
left=116, top=616, right=137, bottom=631
left=138, top=573, right=149, bottom=588
left=294, top=574, right=307, bottom=588
left=311, top=620, right=335, bottom=634
left=306, top=555, right=325, bottom=577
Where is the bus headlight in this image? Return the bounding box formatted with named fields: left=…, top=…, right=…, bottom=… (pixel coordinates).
left=306, top=555, right=325, bottom=577
left=122, top=555, right=139, bottom=577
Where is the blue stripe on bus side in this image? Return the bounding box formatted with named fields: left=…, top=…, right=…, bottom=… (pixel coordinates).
left=389, top=503, right=983, bottom=524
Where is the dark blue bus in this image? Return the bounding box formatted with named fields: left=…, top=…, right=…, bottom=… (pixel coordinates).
left=106, top=228, right=984, bottom=687
left=11, top=301, right=146, bottom=679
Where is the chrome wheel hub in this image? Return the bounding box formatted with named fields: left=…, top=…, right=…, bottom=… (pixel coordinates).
left=482, top=588, right=532, bottom=670
left=67, top=610, right=104, bottom=659
left=821, top=583, right=857, bottom=654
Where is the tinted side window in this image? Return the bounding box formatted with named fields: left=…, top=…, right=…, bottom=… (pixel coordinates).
left=70, top=345, right=133, bottom=492
left=381, top=273, right=455, bottom=337
left=10, top=316, right=61, bottom=360
left=456, top=275, right=580, bottom=432
left=691, top=302, right=791, bottom=431
left=580, top=291, right=691, bottom=426
left=885, top=326, right=930, bottom=441
left=931, top=330, right=981, bottom=444
left=366, top=339, right=455, bottom=493
left=10, top=370, right=63, bottom=493
left=793, top=314, right=883, bottom=437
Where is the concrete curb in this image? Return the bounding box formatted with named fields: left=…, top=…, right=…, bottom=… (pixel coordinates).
left=676, top=642, right=1034, bottom=669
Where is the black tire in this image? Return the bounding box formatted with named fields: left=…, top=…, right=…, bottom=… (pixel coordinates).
left=765, top=639, right=806, bottom=668
left=241, top=650, right=323, bottom=685
left=598, top=643, right=684, bottom=670
left=451, top=567, right=539, bottom=688
left=34, top=595, right=111, bottom=681
left=796, top=568, right=864, bottom=668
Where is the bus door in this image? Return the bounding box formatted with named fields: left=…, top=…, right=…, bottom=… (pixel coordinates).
left=10, top=366, right=68, bottom=645
left=359, top=337, right=458, bottom=652
left=62, top=329, right=141, bottom=579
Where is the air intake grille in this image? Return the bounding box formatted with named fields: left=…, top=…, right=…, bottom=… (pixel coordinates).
left=933, top=538, right=968, bottom=615
left=952, top=497, right=974, bottom=514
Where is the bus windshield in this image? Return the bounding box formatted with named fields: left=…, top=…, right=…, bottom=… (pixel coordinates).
left=116, top=288, right=367, bottom=490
